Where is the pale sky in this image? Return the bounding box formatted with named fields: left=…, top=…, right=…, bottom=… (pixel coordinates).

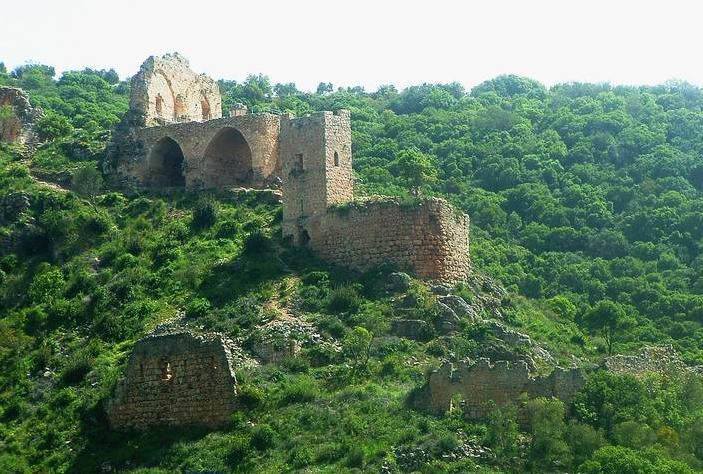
left=2, top=0, right=702, bottom=92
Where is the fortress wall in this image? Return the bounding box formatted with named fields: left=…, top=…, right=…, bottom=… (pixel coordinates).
left=425, top=359, right=586, bottom=423
left=308, top=198, right=470, bottom=283
left=107, top=332, right=237, bottom=430
left=109, top=113, right=281, bottom=188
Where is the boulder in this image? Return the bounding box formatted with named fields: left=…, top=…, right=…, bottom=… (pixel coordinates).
left=387, top=272, right=411, bottom=293
left=431, top=284, right=452, bottom=296
left=391, top=319, right=432, bottom=340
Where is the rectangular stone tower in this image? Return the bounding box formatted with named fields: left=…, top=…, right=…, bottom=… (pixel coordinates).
left=280, top=110, right=353, bottom=244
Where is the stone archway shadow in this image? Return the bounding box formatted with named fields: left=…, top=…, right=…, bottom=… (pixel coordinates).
left=201, top=127, right=253, bottom=188
left=148, top=136, right=186, bottom=187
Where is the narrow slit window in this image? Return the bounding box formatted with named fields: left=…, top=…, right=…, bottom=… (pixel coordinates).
left=334, top=151, right=339, bottom=166
left=161, top=359, right=172, bottom=381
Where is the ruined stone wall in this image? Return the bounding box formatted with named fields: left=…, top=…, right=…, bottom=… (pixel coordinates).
left=129, top=53, right=222, bottom=127
left=424, top=359, right=585, bottom=423
left=0, top=86, right=42, bottom=146
left=107, top=332, right=237, bottom=430
left=306, top=198, right=470, bottom=283
left=107, top=113, right=281, bottom=189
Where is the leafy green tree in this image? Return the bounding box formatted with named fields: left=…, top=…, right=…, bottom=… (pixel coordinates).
left=526, top=397, right=571, bottom=470
left=342, top=326, right=372, bottom=369
left=394, top=148, right=438, bottom=196
left=316, top=82, right=333, bottom=95
left=485, top=403, right=520, bottom=465
left=582, top=300, right=633, bottom=354
left=72, top=164, right=103, bottom=209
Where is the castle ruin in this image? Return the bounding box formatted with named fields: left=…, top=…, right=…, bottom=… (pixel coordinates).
left=107, top=331, right=238, bottom=430
left=420, top=359, right=586, bottom=424
left=107, top=53, right=470, bottom=283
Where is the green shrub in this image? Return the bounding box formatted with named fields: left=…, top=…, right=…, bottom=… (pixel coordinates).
left=250, top=424, right=276, bottom=451
left=345, top=446, right=364, bottom=467
left=192, top=197, right=218, bottom=230
left=60, top=352, right=93, bottom=385
left=216, top=220, right=238, bottom=238
left=327, top=283, right=362, bottom=313
left=278, top=376, right=319, bottom=406
left=185, top=297, right=211, bottom=319
left=237, top=385, right=265, bottom=410
left=243, top=230, right=272, bottom=254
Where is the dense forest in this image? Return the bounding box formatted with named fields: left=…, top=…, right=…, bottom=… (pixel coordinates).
left=1, top=62, right=703, bottom=473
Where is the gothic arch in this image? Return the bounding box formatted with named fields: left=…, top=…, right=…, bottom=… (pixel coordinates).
left=148, top=136, right=186, bottom=187
left=201, top=127, right=253, bottom=187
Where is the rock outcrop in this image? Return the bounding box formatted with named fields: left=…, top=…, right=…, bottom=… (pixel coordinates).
left=0, top=86, right=43, bottom=147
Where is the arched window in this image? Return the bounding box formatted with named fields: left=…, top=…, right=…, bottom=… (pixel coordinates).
left=201, top=97, right=211, bottom=121
left=155, top=94, right=164, bottom=115
left=333, top=151, right=339, bottom=166
left=174, top=95, right=186, bottom=120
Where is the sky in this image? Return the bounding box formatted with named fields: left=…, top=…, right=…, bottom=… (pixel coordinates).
left=1, top=0, right=702, bottom=92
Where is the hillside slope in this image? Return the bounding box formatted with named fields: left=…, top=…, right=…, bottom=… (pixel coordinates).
left=1, top=65, right=703, bottom=473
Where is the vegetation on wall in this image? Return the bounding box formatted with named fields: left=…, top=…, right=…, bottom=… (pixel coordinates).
left=1, top=63, right=703, bottom=472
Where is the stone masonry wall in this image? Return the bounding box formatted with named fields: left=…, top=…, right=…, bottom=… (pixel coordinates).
left=107, top=113, right=281, bottom=189
left=129, top=53, right=222, bottom=127
left=323, top=110, right=354, bottom=208
left=424, top=359, right=585, bottom=424
left=107, top=332, right=237, bottom=430
left=307, top=198, right=470, bottom=283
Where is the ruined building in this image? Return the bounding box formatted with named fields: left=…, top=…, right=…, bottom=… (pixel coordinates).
left=419, top=359, right=586, bottom=425
left=107, top=53, right=470, bottom=283
left=107, top=331, right=238, bottom=430
left=0, top=86, right=42, bottom=147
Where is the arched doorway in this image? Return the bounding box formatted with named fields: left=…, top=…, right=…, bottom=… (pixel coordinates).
left=202, top=127, right=253, bottom=187
left=148, top=137, right=186, bottom=187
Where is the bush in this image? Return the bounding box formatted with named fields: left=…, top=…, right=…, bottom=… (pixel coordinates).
left=237, top=385, right=265, bottom=410
left=327, top=283, right=362, bottom=313
left=216, top=220, right=238, bottom=238
left=192, top=197, right=218, bottom=230
left=278, top=376, right=319, bottom=406
left=243, top=230, right=272, bottom=254
left=250, top=424, right=276, bottom=451
left=185, top=297, right=211, bottom=319
left=60, top=353, right=93, bottom=385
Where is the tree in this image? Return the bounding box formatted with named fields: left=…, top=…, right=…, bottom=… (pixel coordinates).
left=342, top=326, right=372, bottom=370
left=394, top=148, right=438, bottom=196
left=582, top=300, right=633, bottom=354
left=486, top=403, right=520, bottom=465
left=526, top=397, right=571, bottom=470
left=273, top=82, right=299, bottom=97
left=72, top=165, right=103, bottom=209
left=316, top=82, right=333, bottom=95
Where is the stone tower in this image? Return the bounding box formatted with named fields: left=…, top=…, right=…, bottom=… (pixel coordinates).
left=280, top=110, right=353, bottom=244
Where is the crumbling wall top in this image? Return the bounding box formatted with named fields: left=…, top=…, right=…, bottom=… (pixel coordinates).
left=129, top=53, right=222, bottom=127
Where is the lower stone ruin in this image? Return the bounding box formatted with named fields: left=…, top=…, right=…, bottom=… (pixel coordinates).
left=418, top=359, right=586, bottom=424
left=106, top=331, right=238, bottom=430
